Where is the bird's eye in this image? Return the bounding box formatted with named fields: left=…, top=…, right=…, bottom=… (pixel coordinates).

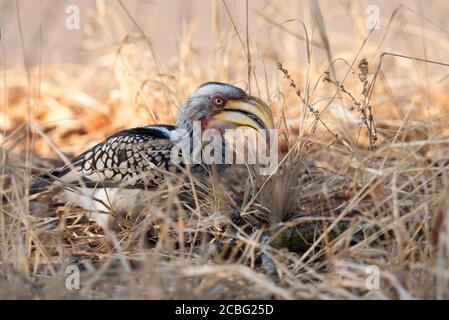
left=211, top=94, right=227, bottom=107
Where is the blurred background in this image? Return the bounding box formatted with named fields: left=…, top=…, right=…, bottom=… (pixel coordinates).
left=2, top=0, right=448, bottom=65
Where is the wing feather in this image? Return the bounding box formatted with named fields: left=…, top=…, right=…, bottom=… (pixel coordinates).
left=31, top=125, right=180, bottom=192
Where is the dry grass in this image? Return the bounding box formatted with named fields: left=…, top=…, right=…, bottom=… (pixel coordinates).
left=1, top=0, right=449, bottom=299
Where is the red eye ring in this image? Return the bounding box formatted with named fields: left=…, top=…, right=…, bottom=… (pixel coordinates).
left=211, top=93, right=227, bottom=108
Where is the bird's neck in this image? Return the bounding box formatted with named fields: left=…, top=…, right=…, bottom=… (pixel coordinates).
left=173, top=121, right=227, bottom=166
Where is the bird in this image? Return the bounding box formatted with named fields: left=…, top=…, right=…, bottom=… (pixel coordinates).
left=31, top=82, right=274, bottom=228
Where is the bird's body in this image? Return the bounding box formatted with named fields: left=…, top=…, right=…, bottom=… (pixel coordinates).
left=35, top=124, right=180, bottom=226
left=32, top=82, right=274, bottom=227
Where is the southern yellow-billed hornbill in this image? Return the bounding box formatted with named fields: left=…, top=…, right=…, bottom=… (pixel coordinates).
left=32, top=82, right=274, bottom=226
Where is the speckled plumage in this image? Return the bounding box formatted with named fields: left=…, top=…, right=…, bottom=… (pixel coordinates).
left=31, top=124, right=185, bottom=227
left=62, top=125, right=178, bottom=188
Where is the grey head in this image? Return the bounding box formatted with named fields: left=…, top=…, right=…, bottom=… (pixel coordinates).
left=176, top=82, right=247, bottom=131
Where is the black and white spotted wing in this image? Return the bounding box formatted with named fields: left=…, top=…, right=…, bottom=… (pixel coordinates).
left=39, top=125, right=181, bottom=190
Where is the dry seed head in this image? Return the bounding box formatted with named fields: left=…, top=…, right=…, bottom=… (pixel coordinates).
left=358, top=58, right=369, bottom=83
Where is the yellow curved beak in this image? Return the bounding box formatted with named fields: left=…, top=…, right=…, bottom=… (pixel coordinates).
left=209, top=96, right=274, bottom=133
